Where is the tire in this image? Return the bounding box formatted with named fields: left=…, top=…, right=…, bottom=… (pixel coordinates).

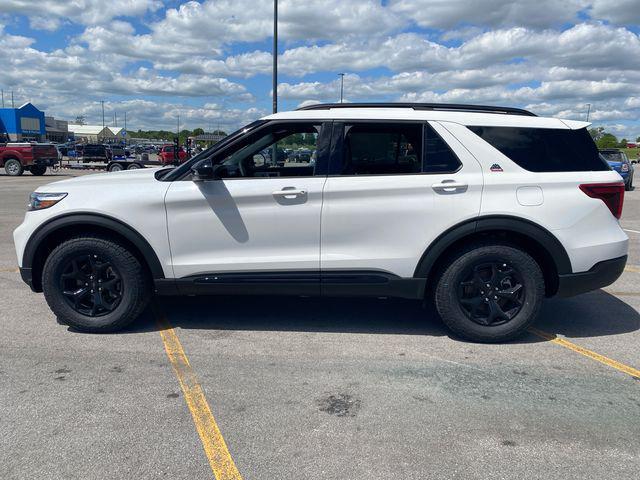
left=42, top=235, right=151, bottom=333
left=4, top=158, right=24, bottom=176
left=126, top=163, right=141, bottom=170
left=108, top=163, right=123, bottom=172
left=434, top=243, right=544, bottom=343
left=625, top=175, right=633, bottom=191
left=30, top=165, right=47, bottom=176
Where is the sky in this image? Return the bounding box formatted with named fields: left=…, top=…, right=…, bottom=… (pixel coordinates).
left=0, top=0, right=639, bottom=139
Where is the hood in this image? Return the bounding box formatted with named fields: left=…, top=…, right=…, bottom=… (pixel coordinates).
left=36, top=167, right=164, bottom=192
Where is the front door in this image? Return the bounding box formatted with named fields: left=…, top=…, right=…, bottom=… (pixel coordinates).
left=165, top=121, right=329, bottom=289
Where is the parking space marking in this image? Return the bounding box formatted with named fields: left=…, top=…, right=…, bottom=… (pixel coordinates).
left=0, top=268, right=18, bottom=273
left=625, top=265, right=640, bottom=273
left=623, top=229, right=640, bottom=234
left=529, top=328, right=640, bottom=380
left=154, top=305, right=243, bottom=480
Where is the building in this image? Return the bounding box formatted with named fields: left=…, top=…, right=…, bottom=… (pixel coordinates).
left=0, top=102, right=46, bottom=142
left=67, top=124, right=116, bottom=143
left=107, top=126, right=128, bottom=143
left=45, top=116, right=70, bottom=143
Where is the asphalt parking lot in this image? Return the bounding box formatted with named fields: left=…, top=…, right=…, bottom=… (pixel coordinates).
left=1, top=169, right=639, bottom=479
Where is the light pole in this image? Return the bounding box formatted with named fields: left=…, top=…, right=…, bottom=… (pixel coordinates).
left=101, top=101, right=105, bottom=130
left=271, top=0, right=278, bottom=166
left=273, top=0, right=278, bottom=114
left=586, top=103, right=591, bottom=122
left=338, top=73, right=345, bottom=103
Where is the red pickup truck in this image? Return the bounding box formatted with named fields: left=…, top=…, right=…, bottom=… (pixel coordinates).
left=158, top=145, right=188, bottom=165
left=0, top=142, right=59, bottom=176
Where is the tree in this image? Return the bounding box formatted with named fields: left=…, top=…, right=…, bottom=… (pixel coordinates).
left=192, top=128, right=204, bottom=136
left=636, top=136, right=640, bottom=143
left=589, top=127, right=605, bottom=141
left=596, top=133, right=618, bottom=149
left=618, top=138, right=628, bottom=148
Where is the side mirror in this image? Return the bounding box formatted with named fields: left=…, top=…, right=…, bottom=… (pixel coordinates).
left=192, top=160, right=226, bottom=181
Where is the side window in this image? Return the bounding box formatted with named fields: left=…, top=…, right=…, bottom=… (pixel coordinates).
left=424, top=123, right=462, bottom=173
left=468, top=126, right=609, bottom=172
left=340, top=123, right=422, bottom=175
left=215, top=123, right=321, bottom=178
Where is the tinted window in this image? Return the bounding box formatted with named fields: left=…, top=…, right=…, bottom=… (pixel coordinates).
left=341, top=123, right=422, bottom=175
left=424, top=123, right=461, bottom=173
left=468, top=126, right=608, bottom=172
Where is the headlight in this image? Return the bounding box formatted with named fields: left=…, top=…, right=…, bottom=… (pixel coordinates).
left=28, top=192, right=67, bottom=211
left=621, top=163, right=629, bottom=172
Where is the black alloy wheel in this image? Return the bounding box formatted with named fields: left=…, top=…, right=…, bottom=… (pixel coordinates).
left=60, top=254, right=123, bottom=316
left=457, top=260, right=525, bottom=326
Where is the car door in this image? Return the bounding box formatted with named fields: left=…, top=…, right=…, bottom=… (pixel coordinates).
left=320, top=120, right=483, bottom=281
left=165, top=121, right=330, bottom=292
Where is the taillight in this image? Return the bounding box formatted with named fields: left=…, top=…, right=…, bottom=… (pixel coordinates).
left=579, top=182, right=625, bottom=219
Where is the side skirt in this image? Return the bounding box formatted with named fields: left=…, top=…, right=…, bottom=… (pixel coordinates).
left=154, top=271, right=426, bottom=300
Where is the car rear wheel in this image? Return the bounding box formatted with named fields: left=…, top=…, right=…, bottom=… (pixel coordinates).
left=434, top=243, right=544, bottom=343
left=4, top=158, right=24, bottom=176
left=30, top=165, right=47, bottom=176
left=42, top=236, right=151, bottom=332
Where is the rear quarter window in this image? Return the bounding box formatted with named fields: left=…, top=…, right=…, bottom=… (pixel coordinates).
left=468, top=126, right=609, bottom=172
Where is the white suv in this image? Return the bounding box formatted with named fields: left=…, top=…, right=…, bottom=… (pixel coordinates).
left=13, top=103, right=628, bottom=342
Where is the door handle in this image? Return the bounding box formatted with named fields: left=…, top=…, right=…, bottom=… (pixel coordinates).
left=432, top=180, right=468, bottom=193
left=272, top=189, right=307, bottom=197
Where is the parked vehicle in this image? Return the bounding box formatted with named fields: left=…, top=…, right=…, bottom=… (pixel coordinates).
left=80, top=144, right=110, bottom=162
left=108, top=145, right=126, bottom=160
left=0, top=141, right=59, bottom=176
left=14, top=103, right=628, bottom=341
left=158, top=145, right=187, bottom=164
left=600, top=148, right=634, bottom=191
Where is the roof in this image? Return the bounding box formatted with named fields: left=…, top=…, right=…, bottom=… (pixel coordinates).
left=262, top=103, right=590, bottom=130
left=107, top=126, right=124, bottom=136
left=68, top=124, right=113, bottom=135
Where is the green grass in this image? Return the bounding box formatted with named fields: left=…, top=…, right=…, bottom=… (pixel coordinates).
left=620, top=147, right=639, bottom=160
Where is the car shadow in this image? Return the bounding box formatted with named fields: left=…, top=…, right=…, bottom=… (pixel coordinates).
left=118, top=289, right=640, bottom=343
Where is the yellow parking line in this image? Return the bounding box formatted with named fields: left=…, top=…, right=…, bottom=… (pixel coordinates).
left=625, top=265, right=640, bottom=273
left=154, top=305, right=243, bottom=480
left=529, top=328, right=640, bottom=379
left=0, top=268, right=18, bottom=273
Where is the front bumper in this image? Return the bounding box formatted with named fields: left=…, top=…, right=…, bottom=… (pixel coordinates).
left=556, top=255, right=627, bottom=297
left=19, top=267, right=38, bottom=292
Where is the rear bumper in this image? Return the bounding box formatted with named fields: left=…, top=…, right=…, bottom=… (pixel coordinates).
left=33, top=158, right=58, bottom=167
left=556, top=255, right=627, bottom=297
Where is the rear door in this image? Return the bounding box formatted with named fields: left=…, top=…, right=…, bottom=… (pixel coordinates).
left=320, top=121, right=483, bottom=279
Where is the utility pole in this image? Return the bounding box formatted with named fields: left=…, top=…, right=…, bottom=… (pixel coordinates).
left=338, top=73, right=345, bottom=103
left=11, top=91, right=14, bottom=108
left=1, top=89, right=4, bottom=108
left=124, top=111, right=127, bottom=145
left=101, top=101, right=105, bottom=130
left=586, top=103, right=591, bottom=122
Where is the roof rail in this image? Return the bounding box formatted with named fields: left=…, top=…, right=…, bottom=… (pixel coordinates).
left=296, top=102, right=537, bottom=117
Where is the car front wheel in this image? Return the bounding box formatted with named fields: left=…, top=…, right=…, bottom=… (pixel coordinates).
left=4, top=158, right=24, bottom=176
left=42, top=236, right=150, bottom=332
left=434, top=243, right=544, bottom=343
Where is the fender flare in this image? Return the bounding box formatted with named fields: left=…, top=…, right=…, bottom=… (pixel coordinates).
left=23, top=213, right=165, bottom=280
left=413, top=215, right=572, bottom=278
